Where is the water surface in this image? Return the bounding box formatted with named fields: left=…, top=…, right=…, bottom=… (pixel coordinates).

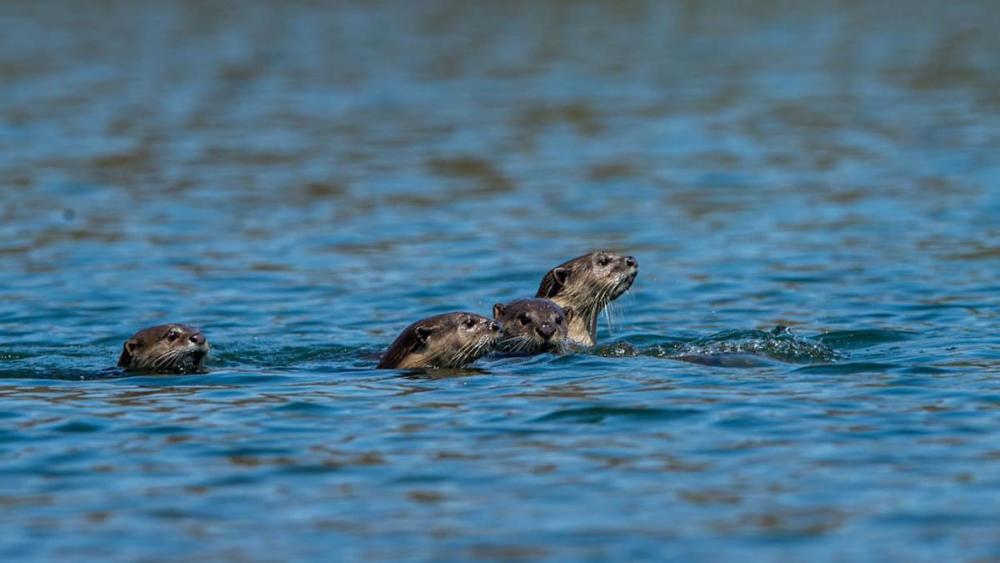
left=1, top=1, right=998, bottom=560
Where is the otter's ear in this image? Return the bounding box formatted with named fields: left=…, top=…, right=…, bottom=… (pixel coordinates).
left=415, top=326, right=434, bottom=344
left=553, top=267, right=571, bottom=285
left=117, top=339, right=138, bottom=368
left=492, top=303, right=506, bottom=319
left=537, top=267, right=571, bottom=298
left=562, top=306, right=575, bottom=323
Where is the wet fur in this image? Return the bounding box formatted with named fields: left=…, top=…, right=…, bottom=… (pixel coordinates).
left=492, top=298, right=570, bottom=355
left=536, top=251, right=637, bottom=346
left=378, top=312, right=500, bottom=369
left=118, top=324, right=209, bottom=374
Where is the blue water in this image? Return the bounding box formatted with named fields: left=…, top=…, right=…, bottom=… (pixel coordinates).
left=1, top=1, right=999, bottom=560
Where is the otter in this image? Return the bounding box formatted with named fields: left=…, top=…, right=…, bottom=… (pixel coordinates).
left=492, top=298, right=571, bottom=355
left=117, top=324, right=209, bottom=374
left=377, top=312, right=501, bottom=369
left=536, top=251, right=638, bottom=346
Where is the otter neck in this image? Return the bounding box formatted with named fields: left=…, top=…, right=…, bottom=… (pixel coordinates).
left=551, top=295, right=599, bottom=346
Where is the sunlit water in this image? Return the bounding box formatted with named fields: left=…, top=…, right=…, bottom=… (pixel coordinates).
left=1, top=1, right=998, bottom=560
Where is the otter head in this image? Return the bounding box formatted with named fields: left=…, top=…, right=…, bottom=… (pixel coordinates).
left=117, top=324, right=210, bottom=374
left=492, top=299, right=572, bottom=355
left=536, top=251, right=638, bottom=346
left=377, top=312, right=501, bottom=370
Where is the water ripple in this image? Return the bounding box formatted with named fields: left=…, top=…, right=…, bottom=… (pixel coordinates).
left=1, top=1, right=998, bottom=561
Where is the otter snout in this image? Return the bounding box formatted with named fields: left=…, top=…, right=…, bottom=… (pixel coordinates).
left=189, top=332, right=207, bottom=346
left=536, top=323, right=557, bottom=340
left=624, top=256, right=638, bottom=269
left=488, top=320, right=501, bottom=333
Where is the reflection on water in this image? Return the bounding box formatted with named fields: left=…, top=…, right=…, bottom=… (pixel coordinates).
left=1, top=0, right=999, bottom=560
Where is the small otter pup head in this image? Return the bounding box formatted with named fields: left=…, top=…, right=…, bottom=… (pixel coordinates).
left=377, top=312, right=501, bottom=370
left=118, top=324, right=210, bottom=374
left=536, top=251, right=638, bottom=346
left=492, top=299, right=571, bottom=355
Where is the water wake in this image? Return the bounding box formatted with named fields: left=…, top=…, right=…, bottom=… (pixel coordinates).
left=590, top=326, right=844, bottom=366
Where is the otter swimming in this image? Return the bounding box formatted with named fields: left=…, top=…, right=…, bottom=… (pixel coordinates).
left=117, top=324, right=209, bottom=374
left=492, top=298, right=571, bottom=355
left=536, top=251, right=638, bottom=346
left=377, top=312, right=501, bottom=369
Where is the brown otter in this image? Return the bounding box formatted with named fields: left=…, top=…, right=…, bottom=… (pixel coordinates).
left=536, top=251, right=638, bottom=346
left=117, top=324, right=209, bottom=374
left=492, top=298, right=572, bottom=355
left=377, top=312, right=501, bottom=369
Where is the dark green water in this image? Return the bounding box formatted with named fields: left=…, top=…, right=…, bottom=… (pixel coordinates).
left=1, top=1, right=998, bottom=560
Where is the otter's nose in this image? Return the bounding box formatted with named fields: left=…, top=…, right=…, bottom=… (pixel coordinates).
left=189, top=333, right=206, bottom=346
left=624, top=256, right=638, bottom=269
left=488, top=321, right=501, bottom=333
left=537, top=324, right=556, bottom=340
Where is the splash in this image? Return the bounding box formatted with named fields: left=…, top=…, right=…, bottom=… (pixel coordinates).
left=642, top=326, right=844, bottom=365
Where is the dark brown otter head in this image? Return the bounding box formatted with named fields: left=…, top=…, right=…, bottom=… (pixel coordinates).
left=536, top=251, right=638, bottom=346
left=377, top=312, right=501, bottom=370
left=492, top=299, right=572, bottom=355
left=117, top=324, right=210, bottom=374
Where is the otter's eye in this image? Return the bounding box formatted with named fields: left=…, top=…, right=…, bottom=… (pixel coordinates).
left=166, top=330, right=180, bottom=342
left=597, top=255, right=611, bottom=267
left=463, top=318, right=477, bottom=329
left=555, top=315, right=564, bottom=324
left=519, top=313, right=531, bottom=325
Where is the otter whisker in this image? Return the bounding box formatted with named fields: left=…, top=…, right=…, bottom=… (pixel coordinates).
left=513, top=335, right=536, bottom=354
left=497, top=334, right=534, bottom=355
left=447, top=341, right=475, bottom=367
left=459, top=343, right=487, bottom=366
left=604, top=300, right=621, bottom=336
left=152, top=349, right=181, bottom=371
left=462, top=341, right=482, bottom=363
left=158, top=347, right=200, bottom=372
left=502, top=336, right=527, bottom=351
left=470, top=337, right=494, bottom=361
left=453, top=337, right=488, bottom=366
left=517, top=338, right=535, bottom=354
left=164, top=349, right=189, bottom=370
left=151, top=348, right=177, bottom=367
